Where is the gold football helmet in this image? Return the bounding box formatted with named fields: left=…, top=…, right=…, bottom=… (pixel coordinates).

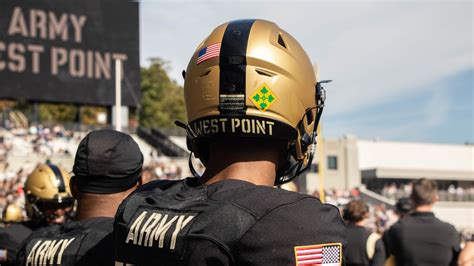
left=179, top=19, right=327, bottom=184
left=3, top=204, right=23, bottom=222
left=24, top=163, right=74, bottom=224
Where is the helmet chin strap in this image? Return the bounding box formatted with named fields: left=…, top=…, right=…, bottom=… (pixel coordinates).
left=188, top=152, right=201, bottom=178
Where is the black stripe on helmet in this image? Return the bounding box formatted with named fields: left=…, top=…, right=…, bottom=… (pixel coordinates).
left=219, top=19, right=256, bottom=114
left=48, top=164, right=66, bottom=193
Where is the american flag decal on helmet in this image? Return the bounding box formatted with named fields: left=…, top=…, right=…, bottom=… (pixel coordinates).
left=294, top=243, right=342, bottom=266
left=197, top=43, right=221, bottom=64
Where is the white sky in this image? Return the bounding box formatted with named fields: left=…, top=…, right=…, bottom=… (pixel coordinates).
left=139, top=1, right=473, bottom=143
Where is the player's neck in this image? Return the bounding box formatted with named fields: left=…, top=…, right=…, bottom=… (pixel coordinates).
left=74, top=197, right=119, bottom=220
left=74, top=192, right=132, bottom=221
left=202, top=159, right=277, bottom=186
left=200, top=138, right=284, bottom=186
left=415, top=204, right=433, bottom=213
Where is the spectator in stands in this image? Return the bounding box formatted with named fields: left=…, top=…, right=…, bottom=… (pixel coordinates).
left=383, top=178, right=461, bottom=266
left=394, top=197, right=412, bottom=219
left=458, top=235, right=474, bottom=266
left=16, top=129, right=144, bottom=265
left=344, top=200, right=386, bottom=266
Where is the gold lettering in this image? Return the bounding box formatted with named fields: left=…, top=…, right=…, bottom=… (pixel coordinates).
left=0, top=42, right=5, bottom=71
left=27, top=44, right=44, bottom=74
left=56, top=238, right=74, bottom=265
left=138, top=213, right=161, bottom=246
left=151, top=215, right=178, bottom=248
left=8, top=43, right=25, bottom=72
left=8, top=7, right=28, bottom=37
left=51, top=47, right=67, bottom=75
left=219, top=118, right=227, bottom=133
left=242, top=119, right=250, bottom=133
left=35, top=240, right=51, bottom=265
left=210, top=119, right=218, bottom=133
left=267, top=121, right=274, bottom=135
left=256, top=119, right=265, bottom=134
left=144, top=213, right=162, bottom=247
left=86, top=50, right=94, bottom=78
left=94, top=52, right=111, bottom=79
left=170, top=215, right=194, bottom=250
left=69, top=49, right=85, bottom=77
left=48, top=12, right=68, bottom=41
left=231, top=118, right=240, bottom=133
left=44, top=240, right=62, bottom=265
left=126, top=211, right=147, bottom=244
left=29, top=9, right=47, bottom=39
left=26, top=240, right=42, bottom=265
left=203, top=119, right=210, bottom=134
left=69, top=14, right=87, bottom=43
left=193, top=121, right=203, bottom=136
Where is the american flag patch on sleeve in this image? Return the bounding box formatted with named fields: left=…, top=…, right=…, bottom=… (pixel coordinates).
left=196, top=43, right=221, bottom=64
left=294, top=243, right=342, bottom=266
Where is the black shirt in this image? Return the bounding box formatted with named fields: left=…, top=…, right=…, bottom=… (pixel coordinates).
left=16, top=217, right=114, bottom=266
left=114, top=178, right=347, bottom=266
left=345, top=223, right=385, bottom=266
left=0, top=223, right=33, bottom=265
left=383, top=211, right=461, bottom=266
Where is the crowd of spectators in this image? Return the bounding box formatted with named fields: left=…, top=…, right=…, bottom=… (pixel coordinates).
left=0, top=125, right=190, bottom=220
left=381, top=183, right=474, bottom=202
left=312, top=188, right=398, bottom=234
left=1, top=125, right=473, bottom=244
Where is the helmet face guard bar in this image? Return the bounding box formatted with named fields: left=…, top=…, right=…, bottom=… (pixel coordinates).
left=275, top=81, right=328, bottom=185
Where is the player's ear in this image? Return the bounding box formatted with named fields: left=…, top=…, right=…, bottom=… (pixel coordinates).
left=70, top=176, right=78, bottom=199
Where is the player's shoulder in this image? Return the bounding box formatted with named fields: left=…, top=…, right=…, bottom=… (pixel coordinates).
left=207, top=179, right=330, bottom=218
left=0, top=223, right=32, bottom=237
left=79, top=217, right=114, bottom=232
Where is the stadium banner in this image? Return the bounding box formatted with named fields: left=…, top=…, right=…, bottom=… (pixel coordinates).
left=0, top=0, right=140, bottom=106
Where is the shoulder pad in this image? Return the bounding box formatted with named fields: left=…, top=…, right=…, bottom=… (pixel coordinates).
left=135, top=179, right=180, bottom=193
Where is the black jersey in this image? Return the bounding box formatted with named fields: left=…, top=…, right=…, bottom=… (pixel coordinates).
left=16, top=217, right=114, bottom=266
left=114, top=178, right=346, bottom=266
left=345, top=224, right=385, bottom=266
left=0, top=223, right=33, bottom=265
left=383, top=212, right=461, bottom=266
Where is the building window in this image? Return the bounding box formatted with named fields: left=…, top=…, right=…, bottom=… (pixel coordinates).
left=327, top=156, right=338, bottom=170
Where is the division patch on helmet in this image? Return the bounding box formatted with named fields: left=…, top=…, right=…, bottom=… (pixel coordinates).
left=250, top=84, right=277, bottom=112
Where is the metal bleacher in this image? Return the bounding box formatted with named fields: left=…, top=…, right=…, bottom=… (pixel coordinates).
left=137, top=127, right=189, bottom=157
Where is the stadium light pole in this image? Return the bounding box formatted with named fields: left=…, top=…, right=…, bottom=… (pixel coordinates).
left=115, top=59, right=122, bottom=132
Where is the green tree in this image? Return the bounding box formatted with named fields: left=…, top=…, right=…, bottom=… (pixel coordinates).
left=140, top=58, right=186, bottom=128
left=39, top=103, right=76, bottom=122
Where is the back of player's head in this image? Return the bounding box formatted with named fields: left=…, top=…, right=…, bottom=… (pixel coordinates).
left=181, top=19, right=327, bottom=185
left=410, top=178, right=438, bottom=207
left=72, top=129, right=144, bottom=195
left=343, top=200, right=369, bottom=223
left=24, top=163, right=74, bottom=224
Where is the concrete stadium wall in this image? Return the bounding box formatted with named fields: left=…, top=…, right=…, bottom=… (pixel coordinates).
left=433, top=201, right=474, bottom=231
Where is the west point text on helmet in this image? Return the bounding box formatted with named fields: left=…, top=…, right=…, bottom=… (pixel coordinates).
left=191, top=117, right=275, bottom=136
